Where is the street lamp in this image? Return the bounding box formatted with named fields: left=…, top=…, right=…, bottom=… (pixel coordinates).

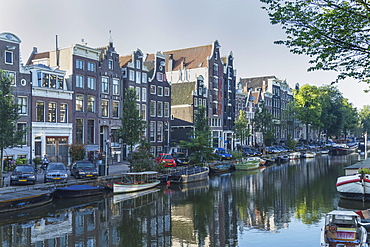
left=105, top=139, right=110, bottom=176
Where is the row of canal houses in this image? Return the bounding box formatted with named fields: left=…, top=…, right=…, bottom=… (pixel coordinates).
left=0, top=32, right=298, bottom=166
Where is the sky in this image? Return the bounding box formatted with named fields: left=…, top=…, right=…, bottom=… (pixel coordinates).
left=2, top=0, right=368, bottom=109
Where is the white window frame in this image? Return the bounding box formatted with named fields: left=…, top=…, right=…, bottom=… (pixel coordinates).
left=18, top=96, right=28, bottom=115
left=5, top=51, right=13, bottom=64
left=129, top=70, right=135, bottom=81
left=101, top=100, right=109, bottom=117
left=87, top=95, right=95, bottom=113
left=113, top=78, right=120, bottom=95
left=87, top=62, right=95, bottom=72
left=136, top=71, right=141, bottom=84
left=142, top=73, right=147, bottom=83
left=157, top=101, right=163, bottom=117
left=150, top=85, right=156, bottom=94
left=158, top=86, right=163, bottom=96
left=164, top=102, right=170, bottom=118
left=76, top=94, right=84, bottom=112
left=76, top=75, right=84, bottom=88
left=150, top=100, right=156, bottom=117
left=164, top=87, right=169, bottom=96
left=87, top=77, right=96, bottom=90
left=141, top=88, right=147, bottom=102
left=141, top=104, right=147, bottom=120
left=135, top=87, right=141, bottom=101
left=102, top=77, right=109, bottom=94
left=112, top=101, right=119, bottom=118
left=76, top=59, right=84, bottom=70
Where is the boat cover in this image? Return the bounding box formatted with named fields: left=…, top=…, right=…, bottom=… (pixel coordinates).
left=57, top=185, right=101, bottom=191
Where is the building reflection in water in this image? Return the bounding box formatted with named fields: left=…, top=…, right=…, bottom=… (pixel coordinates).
left=0, top=154, right=361, bottom=246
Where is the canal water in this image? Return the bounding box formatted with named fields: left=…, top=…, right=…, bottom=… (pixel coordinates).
left=0, top=154, right=363, bottom=246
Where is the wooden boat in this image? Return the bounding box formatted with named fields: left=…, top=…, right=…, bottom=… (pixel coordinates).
left=320, top=210, right=368, bottom=246
left=336, top=171, right=370, bottom=201
left=113, top=188, right=160, bottom=204
left=288, top=152, right=301, bottom=160
left=209, top=162, right=235, bottom=174
left=53, top=184, right=105, bottom=199
left=165, top=166, right=209, bottom=183
left=234, top=157, right=261, bottom=170
left=0, top=189, right=53, bottom=213
left=113, top=171, right=160, bottom=193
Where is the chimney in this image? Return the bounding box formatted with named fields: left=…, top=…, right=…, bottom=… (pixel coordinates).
left=168, top=54, right=174, bottom=72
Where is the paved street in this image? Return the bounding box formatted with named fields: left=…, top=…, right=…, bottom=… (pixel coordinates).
left=1, top=161, right=130, bottom=188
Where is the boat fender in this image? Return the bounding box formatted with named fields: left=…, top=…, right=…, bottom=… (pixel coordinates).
left=166, top=181, right=171, bottom=186
left=329, top=225, right=337, bottom=233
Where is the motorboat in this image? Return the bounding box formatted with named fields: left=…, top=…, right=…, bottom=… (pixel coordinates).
left=336, top=171, right=370, bottom=201
left=53, top=185, right=105, bottom=198
left=113, top=171, right=160, bottom=193
left=320, top=210, right=368, bottom=246
left=234, top=157, right=261, bottom=171
left=165, top=166, right=209, bottom=183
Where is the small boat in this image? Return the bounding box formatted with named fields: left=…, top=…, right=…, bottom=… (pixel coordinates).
left=301, top=152, right=316, bottom=158
left=234, top=157, right=261, bottom=171
left=113, top=171, right=160, bottom=193
left=166, top=166, right=209, bottom=183
left=53, top=185, right=105, bottom=199
left=208, top=162, right=235, bottom=174
left=264, top=156, right=276, bottom=165
left=276, top=155, right=289, bottom=163
left=288, top=152, right=301, bottom=160
left=320, top=210, right=368, bottom=246
left=0, top=189, right=53, bottom=213
left=336, top=170, right=370, bottom=201
left=317, top=149, right=329, bottom=155
left=113, top=188, right=160, bottom=204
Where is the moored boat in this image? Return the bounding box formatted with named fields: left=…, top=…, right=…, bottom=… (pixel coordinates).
left=336, top=170, right=370, bottom=201
left=320, top=210, right=368, bottom=246
left=288, top=152, right=301, bottom=160
left=165, top=166, right=209, bottom=183
left=53, top=184, right=106, bottom=199
left=301, top=151, right=316, bottom=158
left=0, top=189, right=53, bottom=213
left=208, top=162, right=235, bottom=174
left=234, top=157, right=261, bottom=171
left=113, top=171, right=160, bottom=194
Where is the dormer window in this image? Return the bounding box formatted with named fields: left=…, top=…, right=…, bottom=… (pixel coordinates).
left=157, top=72, right=163, bottom=82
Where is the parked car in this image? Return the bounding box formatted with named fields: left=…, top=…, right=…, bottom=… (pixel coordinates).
left=172, top=152, right=189, bottom=166
left=265, top=146, right=281, bottom=154
left=44, top=162, right=68, bottom=183
left=156, top=153, right=176, bottom=167
left=70, top=161, right=98, bottom=179
left=10, top=165, right=36, bottom=185
left=213, top=148, right=232, bottom=160
left=242, top=146, right=262, bottom=157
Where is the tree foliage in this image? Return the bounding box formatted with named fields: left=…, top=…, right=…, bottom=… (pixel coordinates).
left=68, top=142, right=86, bottom=162
left=359, top=105, right=370, bottom=133
left=0, top=70, right=27, bottom=184
left=118, top=88, right=146, bottom=154
left=252, top=102, right=275, bottom=146
left=233, top=110, right=250, bottom=146
left=293, top=84, right=322, bottom=142
left=260, top=0, right=370, bottom=85
left=128, top=141, right=161, bottom=172
left=180, top=106, right=215, bottom=164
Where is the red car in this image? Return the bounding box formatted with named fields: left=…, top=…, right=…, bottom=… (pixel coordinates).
left=156, top=153, right=176, bottom=167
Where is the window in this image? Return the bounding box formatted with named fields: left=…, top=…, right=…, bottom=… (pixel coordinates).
left=6, top=71, right=15, bottom=85
left=102, top=100, right=109, bottom=117
left=112, top=101, right=119, bottom=118
left=164, top=87, right=169, bottom=96
left=150, top=85, right=156, bottom=94
left=164, top=102, right=169, bottom=117
left=136, top=60, right=141, bottom=69
left=102, top=77, right=109, bottom=93
left=129, top=70, right=135, bottom=81
left=136, top=72, right=141, bottom=84
left=108, top=60, right=113, bottom=70
left=76, top=60, right=84, bottom=70
left=18, top=97, right=27, bottom=115
left=76, top=94, right=84, bottom=112
left=48, top=102, right=56, bottom=122
left=87, top=77, right=96, bottom=90
left=17, top=123, right=27, bottom=144
left=42, top=73, right=49, bottom=87
left=141, top=104, right=147, bottom=120
left=36, top=102, right=44, bottom=122
left=157, top=72, right=163, bottom=82
left=141, top=88, right=147, bottom=102
left=157, top=101, right=163, bottom=117
left=135, top=87, right=140, bottom=101
left=213, top=64, right=218, bottom=76
left=87, top=119, right=94, bottom=143
left=58, top=76, right=64, bottom=89
left=213, top=102, right=218, bottom=115
left=50, top=75, right=57, bottom=88
left=150, top=121, right=155, bottom=142
left=194, top=98, right=198, bottom=107
left=87, top=62, right=95, bottom=72
left=157, top=121, right=163, bottom=142
left=87, top=96, right=95, bottom=113
left=113, top=78, right=119, bottom=95
left=158, top=86, right=163, bottom=96
left=76, top=119, right=83, bottom=143
left=76, top=75, right=84, bottom=88
left=5, top=51, right=13, bottom=64
left=60, top=103, right=67, bottom=123
left=150, top=101, right=156, bottom=117
left=142, top=73, right=147, bottom=83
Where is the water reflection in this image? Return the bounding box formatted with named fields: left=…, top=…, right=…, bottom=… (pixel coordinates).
left=0, top=153, right=363, bottom=246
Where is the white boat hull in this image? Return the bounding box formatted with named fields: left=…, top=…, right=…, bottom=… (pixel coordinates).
left=336, top=174, right=370, bottom=201
left=113, top=180, right=160, bottom=194
left=235, top=158, right=261, bottom=170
